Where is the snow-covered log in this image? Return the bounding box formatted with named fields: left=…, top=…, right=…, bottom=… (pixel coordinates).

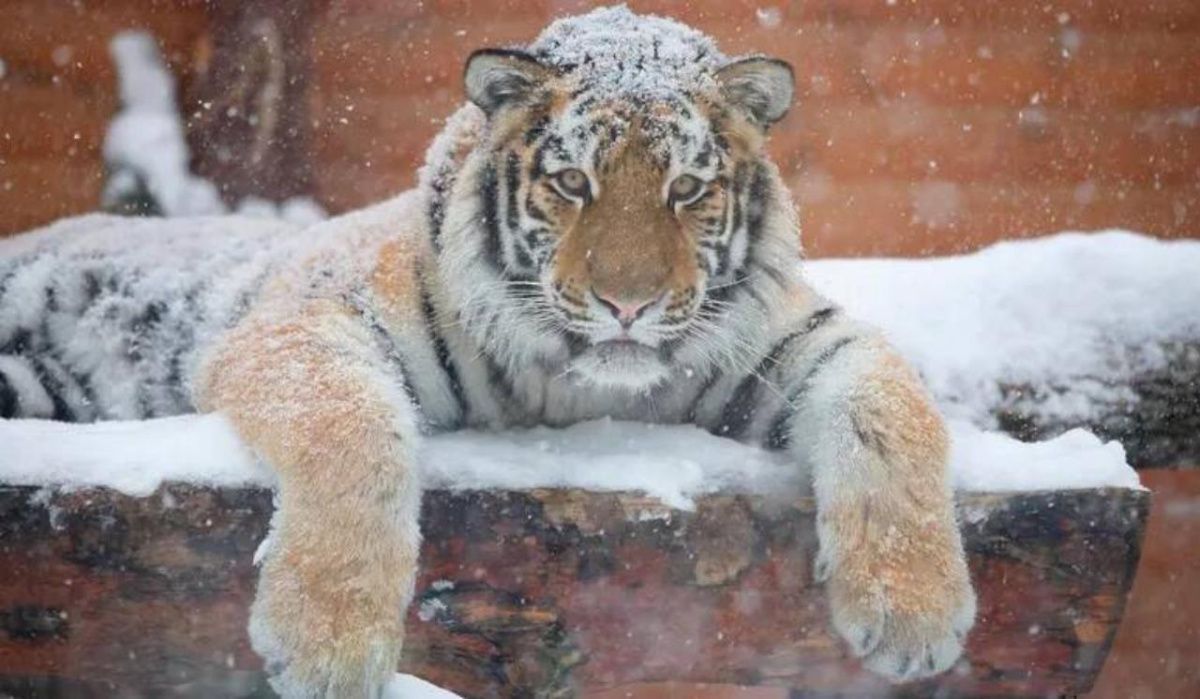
left=807, top=232, right=1200, bottom=469
left=0, top=483, right=1147, bottom=697
left=988, top=339, right=1199, bottom=468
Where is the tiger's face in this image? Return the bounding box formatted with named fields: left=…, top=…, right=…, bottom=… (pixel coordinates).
left=450, top=40, right=794, bottom=391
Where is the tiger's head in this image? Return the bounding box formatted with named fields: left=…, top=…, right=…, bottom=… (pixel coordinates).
left=432, top=7, right=798, bottom=392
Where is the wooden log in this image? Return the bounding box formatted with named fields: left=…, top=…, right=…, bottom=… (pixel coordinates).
left=0, top=483, right=1147, bottom=698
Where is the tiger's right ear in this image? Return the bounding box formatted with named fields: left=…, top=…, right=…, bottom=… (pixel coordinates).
left=464, top=49, right=549, bottom=115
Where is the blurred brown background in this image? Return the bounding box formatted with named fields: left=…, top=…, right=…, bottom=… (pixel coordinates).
left=1, top=0, right=1198, bottom=256
left=0, top=1, right=1197, bottom=697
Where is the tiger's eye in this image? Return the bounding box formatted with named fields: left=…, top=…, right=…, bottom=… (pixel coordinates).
left=669, top=174, right=704, bottom=205
left=554, top=169, right=590, bottom=200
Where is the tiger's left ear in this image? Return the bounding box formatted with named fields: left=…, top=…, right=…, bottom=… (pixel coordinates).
left=715, top=57, right=795, bottom=128
left=464, top=49, right=550, bottom=115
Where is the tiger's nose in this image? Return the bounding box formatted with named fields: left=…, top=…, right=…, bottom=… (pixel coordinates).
left=593, top=290, right=659, bottom=329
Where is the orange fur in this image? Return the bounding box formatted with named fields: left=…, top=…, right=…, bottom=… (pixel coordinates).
left=555, top=130, right=697, bottom=305
left=197, top=296, right=421, bottom=697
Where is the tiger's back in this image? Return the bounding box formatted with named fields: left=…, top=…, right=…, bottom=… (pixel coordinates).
left=0, top=214, right=297, bottom=421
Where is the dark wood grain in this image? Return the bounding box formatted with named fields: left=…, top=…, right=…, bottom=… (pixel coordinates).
left=0, top=484, right=1148, bottom=698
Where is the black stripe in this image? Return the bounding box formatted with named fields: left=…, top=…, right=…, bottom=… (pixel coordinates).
left=55, top=361, right=98, bottom=422
left=0, top=367, right=16, bottom=419
left=717, top=162, right=772, bottom=286
left=1, top=328, right=33, bottom=356
left=714, top=183, right=734, bottom=276
left=592, top=138, right=606, bottom=171
left=713, top=371, right=760, bottom=438
left=764, top=307, right=838, bottom=362
left=480, top=163, right=505, bottom=273
left=343, top=291, right=415, bottom=408
left=685, top=369, right=722, bottom=423
left=27, top=357, right=74, bottom=422
left=704, top=269, right=748, bottom=308
left=166, top=290, right=203, bottom=411
left=729, top=163, right=746, bottom=241
left=164, top=360, right=191, bottom=414
left=765, top=336, right=857, bottom=451
left=523, top=115, right=549, bottom=145
left=715, top=164, right=751, bottom=279
left=427, top=185, right=448, bottom=254
left=82, top=270, right=103, bottom=308
left=419, top=286, right=469, bottom=426
left=711, top=309, right=832, bottom=438
left=504, top=151, right=521, bottom=233
left=482, top=352, right=515, bottom=407
left=745, top=163, right=770, bottom=242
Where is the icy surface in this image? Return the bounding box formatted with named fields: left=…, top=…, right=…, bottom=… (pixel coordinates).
left=0, top=412, right=1139, bottom=501
left=806, top=230, right=1200, bottom=428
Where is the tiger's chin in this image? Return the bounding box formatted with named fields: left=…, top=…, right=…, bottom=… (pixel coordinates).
left=569, top=340, right=670, bottom=392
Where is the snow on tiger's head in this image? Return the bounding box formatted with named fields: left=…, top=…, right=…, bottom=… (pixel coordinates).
left=429, top=6, right=796, bottom=391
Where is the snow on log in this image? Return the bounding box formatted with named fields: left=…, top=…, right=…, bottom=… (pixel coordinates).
left=0, top=482, right=1147, bottom=697
left=806, top=231, right=1200, bottom=469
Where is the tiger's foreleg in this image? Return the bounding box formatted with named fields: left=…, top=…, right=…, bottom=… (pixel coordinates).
left=196, top=300, right=421, bottom=698
left=771, top=324, right=975, bottom=681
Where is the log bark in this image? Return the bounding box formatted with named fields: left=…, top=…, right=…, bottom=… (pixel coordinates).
left=0, top=483, right=1148, bottom=698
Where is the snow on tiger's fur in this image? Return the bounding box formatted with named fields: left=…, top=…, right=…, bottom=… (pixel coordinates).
left=0, top=214, right=299, bottom=421
left=0, top=6, right=975, bottom=696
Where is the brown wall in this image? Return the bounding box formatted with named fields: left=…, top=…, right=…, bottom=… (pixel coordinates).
left=0, top=1, right=208, bottom=234
left=2, top=0, right=1199, bottom=257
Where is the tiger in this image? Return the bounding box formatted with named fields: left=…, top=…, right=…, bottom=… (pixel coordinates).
left=0, top=7, right=974, bottom=697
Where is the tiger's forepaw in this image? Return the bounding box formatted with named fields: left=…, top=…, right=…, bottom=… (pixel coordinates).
left=823, top=538, right=976, bottom=682
left=249, top=544, right=408, bottom=699
left=250, top=585, right=400, bottom=698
